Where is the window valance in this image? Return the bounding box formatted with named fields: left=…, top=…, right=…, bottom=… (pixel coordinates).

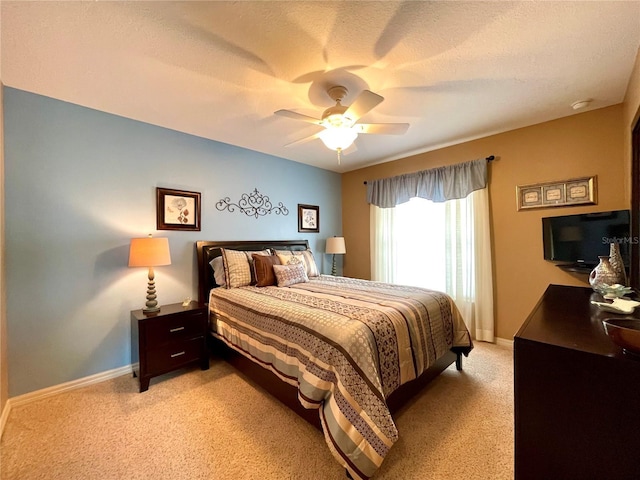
left=366, top=158, right=488, bottom=208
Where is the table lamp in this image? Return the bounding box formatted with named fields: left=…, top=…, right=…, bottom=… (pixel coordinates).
left=129, top=234, right=171, bottom=313
left=325, top=236, right=346, bottom=276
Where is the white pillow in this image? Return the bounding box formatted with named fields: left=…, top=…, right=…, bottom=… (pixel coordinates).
left=209, top=256, right=226, bottom=287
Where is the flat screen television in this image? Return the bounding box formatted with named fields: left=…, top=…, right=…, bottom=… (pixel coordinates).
left=542, top=209, right=630, bottom=269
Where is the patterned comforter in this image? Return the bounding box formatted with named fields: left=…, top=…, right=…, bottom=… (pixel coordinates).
left=208, top=275, right=473, bottom=479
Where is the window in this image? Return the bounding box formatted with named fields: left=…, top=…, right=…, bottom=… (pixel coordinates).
left=371, top=189, right=494, bottom=341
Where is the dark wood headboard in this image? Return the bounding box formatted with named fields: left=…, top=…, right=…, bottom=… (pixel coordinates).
left=195, top=240, right=310, bottom=305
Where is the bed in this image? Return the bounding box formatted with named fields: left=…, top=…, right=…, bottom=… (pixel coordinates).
left=196, top=240, right=473, bottom=479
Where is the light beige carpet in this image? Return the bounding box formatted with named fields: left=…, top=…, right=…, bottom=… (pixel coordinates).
left=1, top=342, right=513, bottom=480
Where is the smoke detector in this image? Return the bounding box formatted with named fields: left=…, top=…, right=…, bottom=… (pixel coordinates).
left=571, top=99, right=592, bottom=110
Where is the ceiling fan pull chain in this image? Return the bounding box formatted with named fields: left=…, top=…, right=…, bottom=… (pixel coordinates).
left=337, top=148, right=342, bottom=165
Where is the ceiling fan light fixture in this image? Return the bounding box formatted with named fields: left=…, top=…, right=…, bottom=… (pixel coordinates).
left=318, top=127, right=358, bottom=151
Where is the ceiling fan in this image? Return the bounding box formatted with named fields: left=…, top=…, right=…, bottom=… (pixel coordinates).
left=275, top=85, right=409, bottom=163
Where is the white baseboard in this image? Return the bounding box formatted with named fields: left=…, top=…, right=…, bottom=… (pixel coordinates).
left=0, top=363, right=133, bottom=439
left=0, top=399, right=11, bottom=440
left=495, top=336, right=514, bottom=348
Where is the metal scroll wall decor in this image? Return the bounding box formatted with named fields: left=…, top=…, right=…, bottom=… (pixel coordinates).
left=216, top=188, right=289, bottom=219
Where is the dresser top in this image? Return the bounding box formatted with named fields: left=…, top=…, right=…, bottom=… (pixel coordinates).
left=515, top=284, right=640, bottom=360
left=130, top=301, right=205, bottom=321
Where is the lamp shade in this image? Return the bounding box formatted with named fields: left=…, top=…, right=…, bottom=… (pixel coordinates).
left=128, top=237, right=171, bottom=267
left=326, top=236, right=346, bottom=255
left=318, top=127, right=358, bottom=151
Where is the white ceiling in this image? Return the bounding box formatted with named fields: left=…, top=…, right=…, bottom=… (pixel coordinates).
left=2, top=1, right=640, bottom=173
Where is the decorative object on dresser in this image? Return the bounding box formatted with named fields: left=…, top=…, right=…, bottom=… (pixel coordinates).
left=608, top=241, right=627, bottom=285
left=588, top=255, right=618, bottom=291
left=156, top=187, right=201, bottom=231
left=215, top=188, right=289, bottom=219
left=325, top=236, right=346, bottom=275
left=128, top=235, right=172, bottom=313
left=297, top=204, right=319, bottom=232
left=516, top=175, right=596, bottom=210
left=602, top=318, right=640, bottom=356
left=131, top=301, right=209, bottom=392
left=514, top=285, right=640, bottom=479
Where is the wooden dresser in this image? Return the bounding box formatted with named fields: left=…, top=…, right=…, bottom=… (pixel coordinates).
left=514, top=284, right=640, bottom=480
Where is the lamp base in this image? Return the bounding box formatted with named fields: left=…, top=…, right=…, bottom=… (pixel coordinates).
left=142, top=268, right=160, bottom=314
left=331, top=254, right=337, bottom=276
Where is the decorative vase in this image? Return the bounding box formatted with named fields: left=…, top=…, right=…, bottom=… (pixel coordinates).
left=589, top=256, right=619, bottom=291
left=608, top=242, right=627, bottom=286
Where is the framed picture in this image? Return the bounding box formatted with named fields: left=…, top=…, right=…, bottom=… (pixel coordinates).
left=298, top=204, right=319, bottom=233
left=542, top=183, right=566, bottom=206
left=517, top=186, right=543, bottom=209
left=516, top=176, right=597, bottom=211
left=156, top=187, right=201, bottom=231
left=566, top=177, right=597, bottom=204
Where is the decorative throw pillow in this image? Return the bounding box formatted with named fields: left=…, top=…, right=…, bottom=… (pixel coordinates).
left=300, top=250, right=320, bottom=277
left=221, top=248, right=270, bottom=288
left=273, top=263, right=309, bottom=287
left=276, top=252, right=307, bottom=269
left=274, top=249, right=319, bottom=277
left=243, top=249, right=271, bottom=284
left=209, top=256, right=226, bottom=287
left=221, top=249, right=252, bottom=288
left=252, top=254, right=281, bottom=287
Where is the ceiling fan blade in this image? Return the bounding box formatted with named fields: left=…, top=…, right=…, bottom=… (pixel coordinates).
left=356, top=123, right=410, bottom=135
left=284, top=132, right=322, bottom=147
left=274, top=109, right=322, bottom=125
left=344, top=90, right=384, bottom=123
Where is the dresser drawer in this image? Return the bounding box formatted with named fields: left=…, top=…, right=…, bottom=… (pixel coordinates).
left=145, top=310, right=206, bottom=346
left=146, top=336, right=205, bottom=374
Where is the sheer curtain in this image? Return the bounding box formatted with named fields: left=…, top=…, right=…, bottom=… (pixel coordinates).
left=370, top=185, right=494, bottom=341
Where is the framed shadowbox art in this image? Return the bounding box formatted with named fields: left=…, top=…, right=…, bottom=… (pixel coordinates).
left=516, top=176, right=597, bottom=211
left=298, top=204, right=319, bottom=233
left=156, top=187, right=201, bottom=231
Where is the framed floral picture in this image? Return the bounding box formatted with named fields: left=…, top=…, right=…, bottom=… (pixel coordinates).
left=156, top=187, right=201, bottom=231
left=298, top=204, right=319, bottom=233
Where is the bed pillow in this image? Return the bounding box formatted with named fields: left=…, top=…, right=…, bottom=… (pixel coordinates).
left=252, top=254, right=281, bottom=287
left=273, top=263, right=309, bottom=287
left=274, top=249, right=319, bottom=277
left=245, top=249, right=272, bottom=284
left=209, top=256, right=227, bottom=287
left=221, top=248, right=270, bottom=288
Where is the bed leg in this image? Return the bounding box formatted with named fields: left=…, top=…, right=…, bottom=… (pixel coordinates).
left=346, top=469, right=353, bottom=479
left=455, top=352, right=463, bottom=371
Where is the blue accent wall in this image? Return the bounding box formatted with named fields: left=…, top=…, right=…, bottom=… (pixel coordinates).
left=4, top=87, right=342, bottom=396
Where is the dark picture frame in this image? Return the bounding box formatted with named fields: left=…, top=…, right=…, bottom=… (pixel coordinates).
left=156, top=187, right=201, bottom=231
left=298, top=204, right=319, bottom=233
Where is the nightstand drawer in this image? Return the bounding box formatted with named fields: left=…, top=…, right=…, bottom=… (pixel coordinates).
left=146, top=337, right=205, bottom=373
left=145, top=310, right=206, bottom=346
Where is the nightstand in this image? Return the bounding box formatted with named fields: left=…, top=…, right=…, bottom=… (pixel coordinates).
left=131, top=301, right=209, bottom=392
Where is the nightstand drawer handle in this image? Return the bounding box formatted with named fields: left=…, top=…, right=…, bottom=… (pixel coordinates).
left=170, top=351, right=186, bottom=358
left=169, top=326, right=185, bottom=333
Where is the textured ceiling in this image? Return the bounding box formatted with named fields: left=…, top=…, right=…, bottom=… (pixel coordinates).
left=2, top=1, right=640, bottom=173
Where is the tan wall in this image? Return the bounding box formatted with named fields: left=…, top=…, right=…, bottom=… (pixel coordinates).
left=0, top=82, right=7, bottom=415
left=342, top=105, right=627, bottom=340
